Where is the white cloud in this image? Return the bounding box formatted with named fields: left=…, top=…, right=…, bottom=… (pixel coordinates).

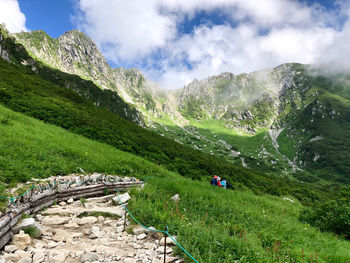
left=0, top=0, right=27, bottom=33
left=74, top=0, right=350, bottom=89
left=76, top=0, right=177, bottom=63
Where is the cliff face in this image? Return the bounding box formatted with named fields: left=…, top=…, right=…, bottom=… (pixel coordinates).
left=15, top=30, right=178, bottom=125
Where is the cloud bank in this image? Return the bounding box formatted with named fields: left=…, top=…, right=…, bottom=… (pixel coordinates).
left=0, top=0, right=27, bottom=33
left=61, top=1, right=350, bottom=88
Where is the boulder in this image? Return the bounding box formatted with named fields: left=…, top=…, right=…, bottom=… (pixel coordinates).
left=47, top=241, right=57, bottom=248
left=78, top=216, right=98, bottom=225
left=13, top=218, right=41, bottom=238
left=18, top=259, right=32, bottom=263
left=13, top=218, right=35, bottom=232
left=170, top=194, right=180, bottom=202
left=80, top=252, right=99, bottom=262
left=157, top=246, right=173, bottom=254
left=42, top=217, right=69, bottom=225
left=11, top=231, right=31, bottom=250
left=160, top=236, right=177, bottom=246
left=112, top=192, right=130, bottom=204
left=52, top=229, right=70, bottom=242
left=33, top=251, right=45, bottom=263
left=158, top=256, right=179, bottom=263
left=133, top=226, right=146, bottom=235
left=49, top=250, right=68, bottom=263
left=4, top=245, right=18, bottom=253
left=89, top=226, right=101, bottom=239
left=64, top=222, right=79, bottom=229
left=137, top=233, right=147, bottom=240
left=124, top=258, right=137, bottom=263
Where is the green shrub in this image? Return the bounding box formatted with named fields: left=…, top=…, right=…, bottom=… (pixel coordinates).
left=104, top=188, right=110, bottom=196
left=300, top=199, right=350, bottom=238
left=80, top=198, right=87, bottom=207
left=24, top=226, right=41, bottom=238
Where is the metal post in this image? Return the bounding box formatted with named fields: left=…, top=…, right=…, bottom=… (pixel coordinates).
left=124, top=209, right=127, bottom=231
left=164, top=226, right=168, bottom=263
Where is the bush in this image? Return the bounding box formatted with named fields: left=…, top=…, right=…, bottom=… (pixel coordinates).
left=300, top=199, right=350, bottom=238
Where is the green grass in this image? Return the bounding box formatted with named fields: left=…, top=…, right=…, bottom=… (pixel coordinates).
left=0, top=55, right=335, bottom=206
left=129, top=176, right=350, bottom=262
left=278, top=93, right=350, bottom=184
left=0, top=103, right=174, bottom=196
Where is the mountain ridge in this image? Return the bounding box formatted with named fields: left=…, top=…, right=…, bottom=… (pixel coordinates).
left=11, top=27, right=350, bottom=184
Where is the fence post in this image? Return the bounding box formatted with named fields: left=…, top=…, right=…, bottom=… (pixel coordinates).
left=164, top=226, right=168, bottom=263
left=123, top=204, right=128, bottom=231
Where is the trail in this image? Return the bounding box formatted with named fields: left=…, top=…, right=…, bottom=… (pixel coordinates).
left=1, top=195, right=183, bottom=263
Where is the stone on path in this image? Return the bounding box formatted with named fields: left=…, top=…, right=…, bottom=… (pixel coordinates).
left=80, top=252, right=99, bottom=262
left=33, top=251, right=45, bottom=263
left=4, top=244, right=18, bottom=253
left=13, top=218, right=41, bottom=238
left=42, top=217, right=69, bottom=226
left=113, top=192, right=130, bottom=204
left=49, top=250, right=68, bottom=263
left=78, top=216, right=98, bottom=225
left=11, top=231, right=31, bottom=250
left=89, top=226, right=102, bottom=239
left=136, top=233, right=147, bottom=240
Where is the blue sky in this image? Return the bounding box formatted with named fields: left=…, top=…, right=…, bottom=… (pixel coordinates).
left=18, top=0, right=75, bottom=38
left=1, top=0, right=350, bottom=88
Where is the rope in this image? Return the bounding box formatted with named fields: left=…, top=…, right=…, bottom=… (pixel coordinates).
left=115, top=188, right=199, bottom=263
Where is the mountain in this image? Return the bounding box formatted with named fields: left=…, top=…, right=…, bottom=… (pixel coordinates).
left=13, top=27, right=350, bottom=184
left=14, top=29, right=182, bottom=125
left=2, top=24, right=350, bottom=263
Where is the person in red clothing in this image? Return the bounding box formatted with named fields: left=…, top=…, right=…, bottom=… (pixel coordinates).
left=217, top=176, right=222, bottom=187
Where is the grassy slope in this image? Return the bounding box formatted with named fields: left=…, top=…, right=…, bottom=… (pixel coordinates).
left=130, top=176, right=350, bottom=262
left=0, top=57, right=337, bottom=206
left=1, top=102, right=350, bottom=262
left=0, top=103, right=175, bottom=206
left=278, top=92, right=350, bottom=184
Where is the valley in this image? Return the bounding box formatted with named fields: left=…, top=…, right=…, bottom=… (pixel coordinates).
left=0, top=22, right=350, bottom=262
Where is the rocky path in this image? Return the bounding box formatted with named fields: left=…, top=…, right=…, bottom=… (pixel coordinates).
left=1, top=194, right=184, bottom=263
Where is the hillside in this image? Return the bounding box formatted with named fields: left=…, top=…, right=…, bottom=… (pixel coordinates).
left=0, top=102, right=175, bottom=209
left=1, top=104, right=350, bottom=262
left=14, top=28, right=350, bottom=185
left=0, top=27, right=323, bottom=204
left=1, top=23, right=350, bottom=263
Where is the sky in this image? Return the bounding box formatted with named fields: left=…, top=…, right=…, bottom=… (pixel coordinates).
left=0, top=0, right=350, bottom=89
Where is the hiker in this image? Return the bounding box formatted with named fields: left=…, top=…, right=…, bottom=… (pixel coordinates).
left=220, top=178, right=227, bottom=188
left=217, top=176, right=222, bottom=187
left=210, top=175, right=218, bottom=186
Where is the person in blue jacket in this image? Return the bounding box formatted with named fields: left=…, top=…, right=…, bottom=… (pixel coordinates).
left=210, top=175, right=218, bottom=186
left=220, top=178, right=227, bottom=188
